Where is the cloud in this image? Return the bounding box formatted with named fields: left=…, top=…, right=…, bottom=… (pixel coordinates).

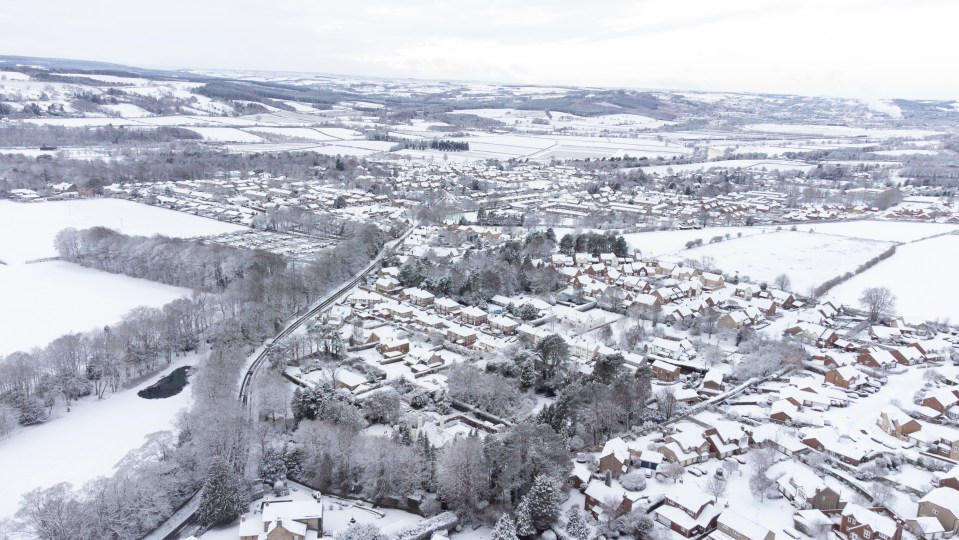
left=0, top=0, right=956, bottom=100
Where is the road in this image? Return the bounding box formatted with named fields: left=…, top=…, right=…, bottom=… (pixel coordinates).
left=238, top=223, right=416, bottom=412
left=145, top=224, right=416, bottom=540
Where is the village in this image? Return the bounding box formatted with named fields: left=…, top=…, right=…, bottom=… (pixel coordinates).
left=244, top=211, right=959, bottom=540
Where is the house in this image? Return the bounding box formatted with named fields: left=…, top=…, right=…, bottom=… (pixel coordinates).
left=446, top=326, right=478, bottom=346
left=793, top=510, right=834, bottom=538
left=701, top=370, right=724, bottom=395
left=434, top=297, right=461, bottom=315
left=940, top=465, right=959, bottom=491
left=924, top=389, right=959, bottom=417
left=802, top=428, right=868, bottom=465
left=700, top=272, right=726, bottom=290
left=651, top=359, right=682, bottom=382
left=711, top=510, right=775, bottom=540
left=488, top=315, right=520, bottom=335
left=599, top=437, right=630, bottom=478
left=459, top=306, right=488, bottom=326
left=857, top=349, right=898, bottom=370
left=877, top=407, right=922, bottom=440
left=907, top=517, right=947, bottom=540
left=404, top=288, right=435, bottom=307
left=824, top=366, right=863, bottom=389
left=378, top=338, right=411, bottom=356
left=654, top=485, right=720, bottom=538
left=839, top=504, right=902, bottom=540
left=660, top=425, right=710, bottom=466
left=583, top=481, right=642, bottom=518
left=776, top=465, right=841, bottom=510
left=919, top=487, right=959, bottom=533
left=239, top=499, right=324, bottom=540
left=375, top=276, right=400, bottom=293
left=719, top=311, right=751, bottom=330
left=651, top=337, right=696, bottom=361
left=704, top=420, right=749, bottom=458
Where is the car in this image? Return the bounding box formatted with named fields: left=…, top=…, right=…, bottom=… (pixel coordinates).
left=575, top=452, right=588, bottom=463
left=857, top=392, right=870, bottom=398
left=645, top=469, right=653, bottom=478
left=692, top=466, right=707, bottom=475
left=688, top=468, right=703, bottom=477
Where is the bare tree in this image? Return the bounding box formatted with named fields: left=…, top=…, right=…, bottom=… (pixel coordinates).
left=662, top=461, right=685, bottom=483
left=859, top=287, right=896, bottom=322
left=656, top=386, right=679, bottom=420
left=773, top=273, right=792, bottom=292
left=704, top=474, right=728, bottom=498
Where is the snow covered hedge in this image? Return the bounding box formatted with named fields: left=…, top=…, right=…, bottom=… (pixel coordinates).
left=394, top=512, right=458, bottom=540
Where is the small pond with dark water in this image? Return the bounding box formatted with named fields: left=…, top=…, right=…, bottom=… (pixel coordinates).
left=138, top=366, right=192, bottom=399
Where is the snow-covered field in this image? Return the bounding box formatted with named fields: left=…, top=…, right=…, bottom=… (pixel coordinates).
left=0, top=199, right=240, bottom=353
left=801, top=220, right=959, bottom=243
left=0, top=199, right=245, bottom=263
left=623, top=226, right=778, bottom=257
left=831, top=234, right=959, bottom=322
left=637, top=159, right=816, bottom=175
left=0, top=261, right=192, bottom=355
left=188, top=127, right=267, bottom=143
left=664, top=231, right=895, bottom=294
left=743, top=123, right=942, bottom=139
left=0, top=355, right=195, bottom=520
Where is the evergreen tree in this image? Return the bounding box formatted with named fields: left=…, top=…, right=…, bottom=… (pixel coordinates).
left=514, top=499, right=536, bottom=538
left=258, top=446, right=288, bottom=484
left=559, top=234, right=575, bottom=256
left=522, top=474, right=563, bottom=532
left=519, top=359, right=536, bottom=390
left=196, top=457, right=248, bottom=526
left=566, top=507, right=589, bottom=540
left=492, top=514, right=520, bottom=540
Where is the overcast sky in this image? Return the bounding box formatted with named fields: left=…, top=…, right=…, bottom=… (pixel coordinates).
left=2, top=0, right=955, bottom=100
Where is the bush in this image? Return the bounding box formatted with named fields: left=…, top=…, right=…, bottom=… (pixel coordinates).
left=619, top=471, right=647, bottom=491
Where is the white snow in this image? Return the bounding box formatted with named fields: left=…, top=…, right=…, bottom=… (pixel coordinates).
left=663, top=231, right=895, bottom=294
left=188, top=127, right=267, bottom=143
left=830, top=234, right=959, bottom=322
left=0, top=261, right=193, bottom=355
left=0, top=199, right=246, bottom=264
left=0, top=355, right=195, bottom=520
left=803, top=220, right=959, bottom=243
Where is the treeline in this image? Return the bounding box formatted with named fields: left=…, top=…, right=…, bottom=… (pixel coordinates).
left=398, top=139, right=470, bottom=152
left=0, top=297, right=209, bottom=431
left=476, top=207, right=524, bottom=227
left=0, top=147, right=352, bottom=194
left=13, top=223, right=391, bottom=539
left=812, top=245, right=897, bottom=298
left=558, top=231, right=631, bottom=257
left=397, top=231, right=565, bottom=306
left=0, top=124, right=202, bottom=148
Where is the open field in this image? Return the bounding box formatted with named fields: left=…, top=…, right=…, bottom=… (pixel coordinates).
left=0, top=355, right=195, bottom=520
left=664, top=230, right=895, bottom=294
left=830, top=234, right=959, bottom=322
left=802, top=220, right=959, bottom=243
left=0, top=199, right=246, bottom=263
left=0, top=261, right=192, bottom=355
left=622, top=226, right=779, bottom=257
